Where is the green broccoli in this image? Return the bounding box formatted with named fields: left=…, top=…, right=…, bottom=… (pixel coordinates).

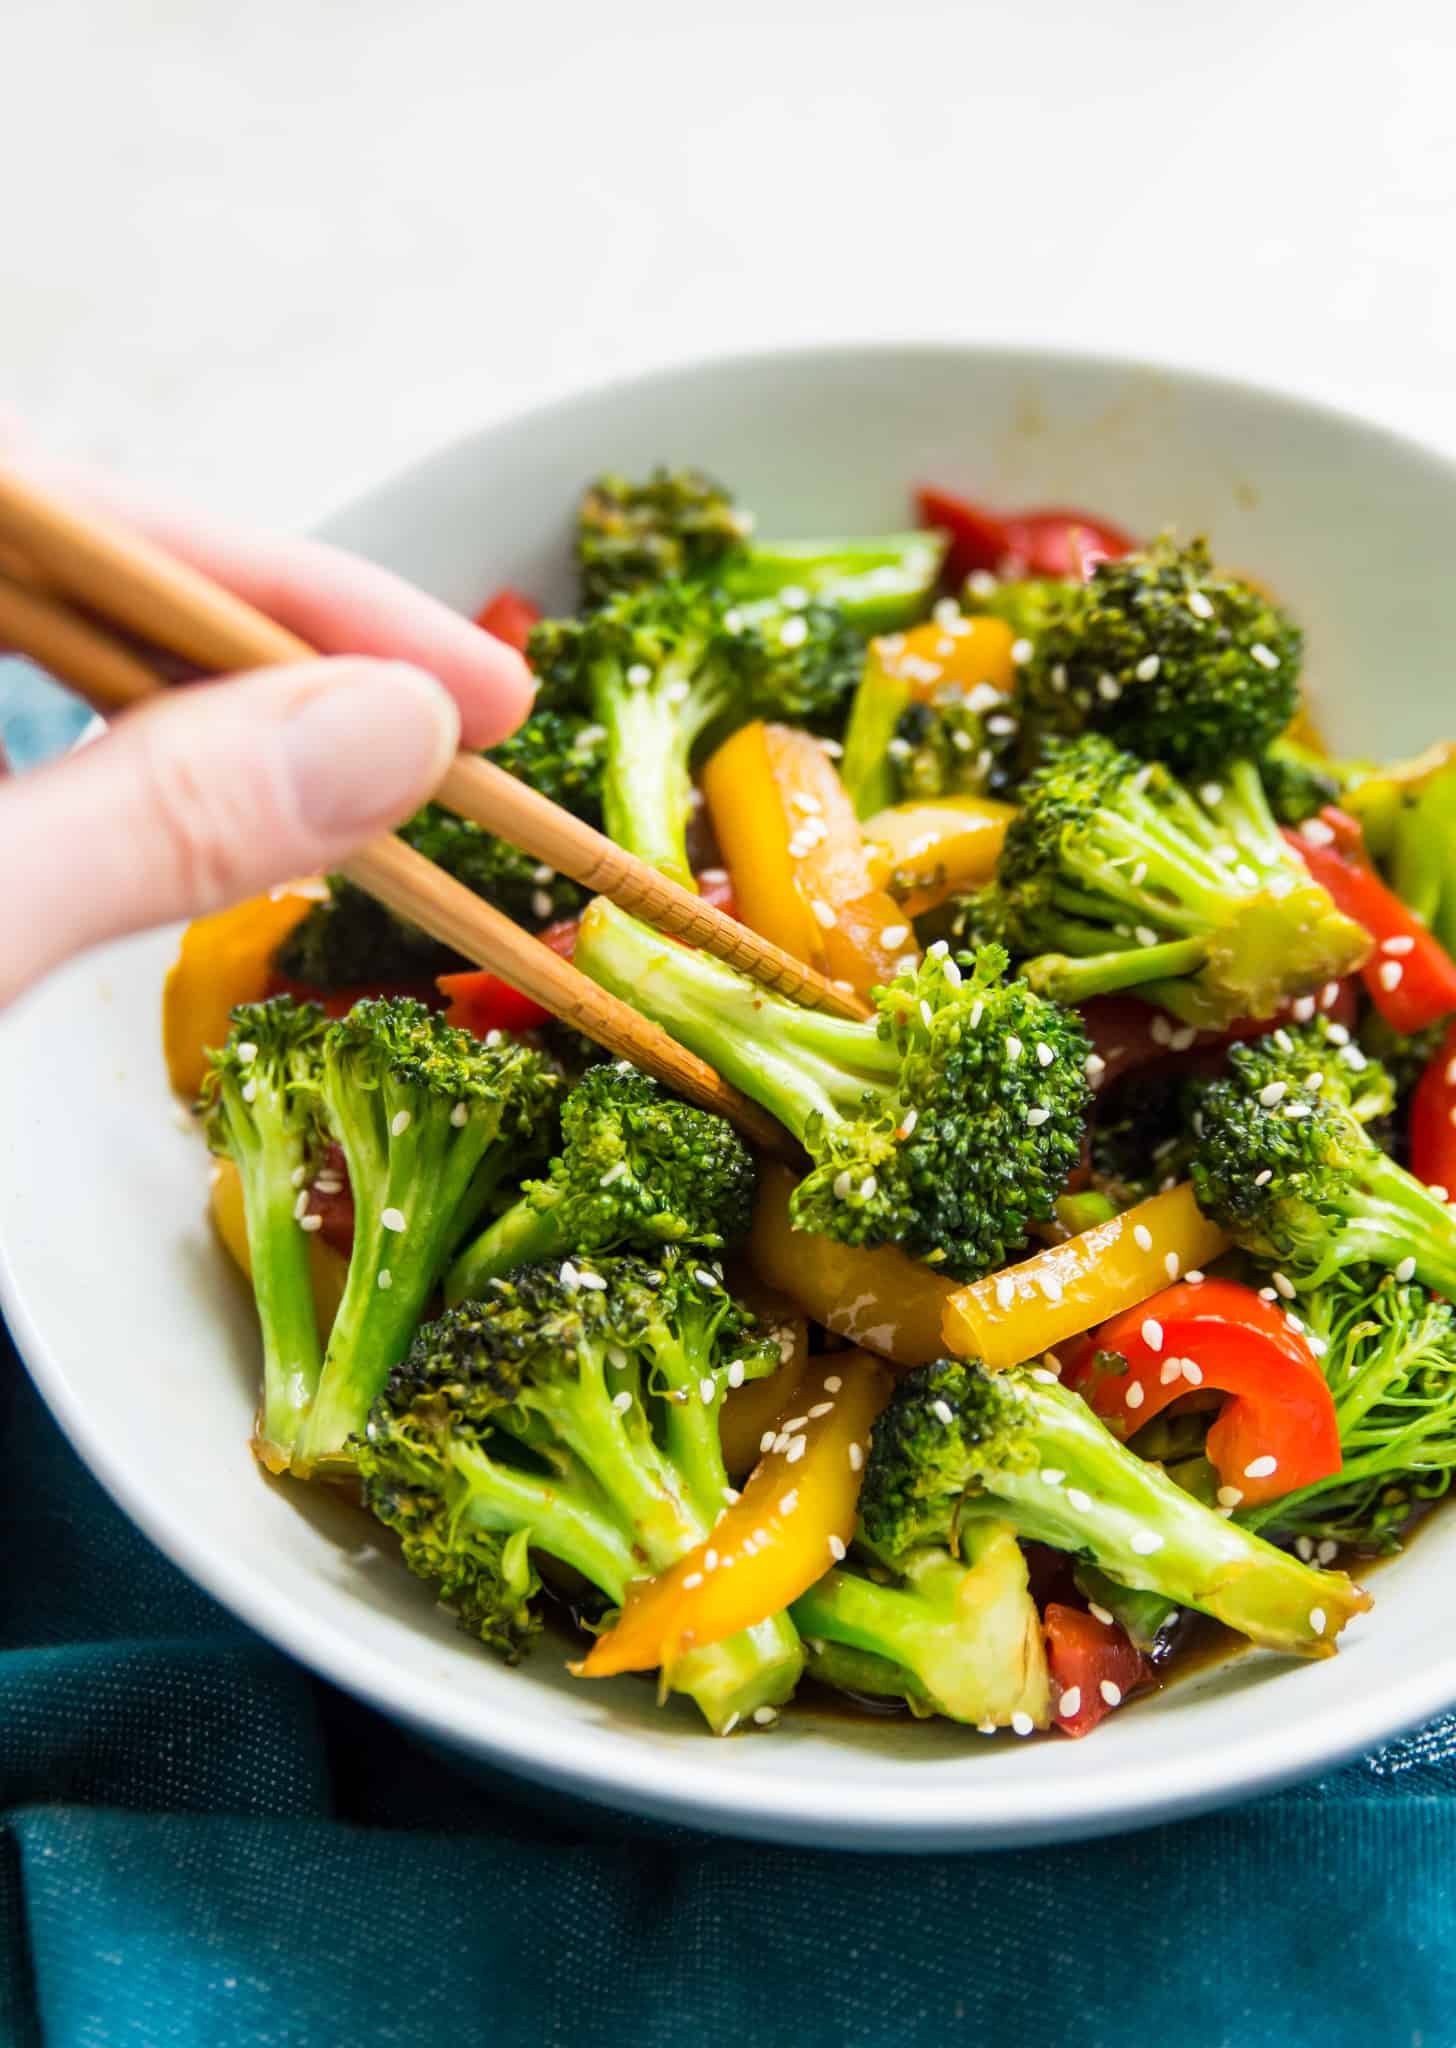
left=445, top=1061, right=755, bottom=1302
left=274, top=880, right=462, bottom=992
left=1383, top=759, right=1456, bottom=961
left=356, top=1255, right=804, bottom=1732
left=1190, top=1022, right=1456, bottom=1296
left=292, top=1000, right=558, bottom=1471
left=839, top=630, right=1021, bottom=818
left=861, top=1359, right=1369, bottom=1656
left=958, top=734, right=1369, bottom=1028
left=1012, top=535, right=1301, bottom=777
left=574, top=901, right=1090, bottom=1279
left=200, top=997, right=329, bottom=1468
left=576, top=465, right=944, bottom=628
left=791, top=1519, right=1052, bottom=1729
left=528, top=581, right=862, bottom=887
left=1258, top=735, right=1345, bottom=826
left=1238, top=1272, right=1456, bottom=1554
left=1089, top=1067, right=1202, bottom=1209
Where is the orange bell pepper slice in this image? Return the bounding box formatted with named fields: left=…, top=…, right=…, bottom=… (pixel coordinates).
left=577, top=1349, right=893, bottom=1677
left=942, top=1184, right=1232, bottom=1372
left=1072, top=1278, right=1341, bottom=1509
left=162, top=885, right=324, bottom=1098
left=864, top=795, right=1015, bottom=916
left=747, top=1162, right=953, bottom=1368
left=701, top=720, right=913, bottom=995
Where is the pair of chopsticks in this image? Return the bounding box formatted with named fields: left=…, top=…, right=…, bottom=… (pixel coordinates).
left=0, top=463, right=872, bottom=1153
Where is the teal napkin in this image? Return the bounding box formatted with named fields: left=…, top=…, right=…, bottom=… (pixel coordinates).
left=3, top=663, right=1453, bottom=2046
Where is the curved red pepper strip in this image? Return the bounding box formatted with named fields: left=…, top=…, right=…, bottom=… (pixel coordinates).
left=1044, top=1603, right=1151, bottom=1738
left=915, top=486, right=1134, bottom=586
left=1410, top=1019, right=1456, bottom=1196
left=1070, top=1278, right=1341, bottom=1509
left=1080, top=980, right=1358, bottom=1093
left=1287, top=810, right=1456, bottom=1033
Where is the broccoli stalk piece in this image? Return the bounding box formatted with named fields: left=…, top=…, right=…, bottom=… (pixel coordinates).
left=1238, top=1273, right=1456, bottom=1554
left=861, top=1360, right=1369, bottom=1656
left=840, top=638, right=1019, bottom=817
left=576, top=466, right=944, bottom=628
left=200, top=997, right=329, bottom=1469
left=1014, top=535, right=1301, bottom=776
left=960, top=734, right=1369, bottom=1028
left=1386, top=759, right=1456, bottom=961
left=792, top=1519, right=1051, bottom=1728
left=357, top=1256, right=804, bottom=1731
left=1191, top=1023, right=1456, bottom=1297
left=574, top=901, right=1090, bottom=1278
left=292, top=1000, right=557, bottom=1472
left=530, top=582, right=862, bottom=888
left=446, top=1062, right=755, bottom=1303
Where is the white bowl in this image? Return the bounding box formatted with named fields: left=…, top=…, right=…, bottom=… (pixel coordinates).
left=5, top=342, right=1456, bottom=1850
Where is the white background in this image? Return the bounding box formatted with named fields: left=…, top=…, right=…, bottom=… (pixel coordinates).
left=6, top=0, right=1456, bottom=529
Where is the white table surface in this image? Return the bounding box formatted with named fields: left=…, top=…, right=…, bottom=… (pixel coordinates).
left=6, top=0, right=1456, bottom=530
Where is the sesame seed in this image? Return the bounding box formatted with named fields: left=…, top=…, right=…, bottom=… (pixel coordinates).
left=1149, top=1015, right=1173, bottom=1048
left=1135, top=925, right=1160, bottom=948
left=612, top=1389, right=632, bottom=1414
left=1040, top=1271, right=1064, bottom=1304
left=1133, top=1224, right=1154, bottom=1253
left=1134, top=654, right=1161, bottom=681
left=808, top=1401, right=834, bottom=1420
left=1186, top=1270, right=1205, bottom=1284
left=1259, top=1285, right=1278, bottom=1301
left=1291, top=995, right=1317, bottom=1022
left=559, top=1261, right=579, bottom=1289
left=1010, top=636, right=1034, bottom=665
left=313, top=1176, right=343, bottom=1195
left=1125, top=1380, right=1145, bottom=1410
left=931, top=1398, right=954, bottom=1425
left=828, top=1534, right=846, bottom=1562
left=1284, top=1102, right=1312, bottom=1119
left=1250, top=641, right=1280, bottom=669
left=934, top=597, right=963, bottom=626
left=1030, top=1367, right=1059, bottom=1385
left=1086, top=1052, right=1108, bottom=1082
left=1100, top=1679, right=1124, bottom=1706
left=1089, top=1602, right=1114, bottom=1625
left=240, top=1078, right=258, bottom=1105
left=377, top=1269, right=393, bottom=1290
left=824, top=1375, right=843, bottom=1393
left=698, top=1377, right=716, bottom=1406
left=1200, top=781, right=1224, bottom=808
left=626, top=662, right=652, bottom=687
left=1188, top=589, right=1215, bottom=620
left=1097, top=673, right=1122, bottom=702
left=1381, top=934, right=1415, bottom=957
left=682, top=1571, right=703, bottom=1588
left=1317, top=1539, right=1338, bottom=1565
left=381, top=1207, right=406, bottom=1233
left=1244, top=1455, right=1278, bottom=1479
left=1042, top=1469, right=1066, bottom=1486
left=781, top=1416, right=809, bottom=1435
left=810, top=899, right=837, bottom=930
left=1396, top=1255, right=1417, bottom=1283
left=1011, top=1711, right=1035, bottom=1736
left=607, top=1346, right=628, bottom=1371
left=1272, top=1272, right=1296, bottom=1299
left=832, top=1169, right=853, bottom=1202
left=1259, top=1081, right=1288, bottom=1107
left=779, top=1490, right=799, bottom=1513
left=848, top=1443, right=863, bottom=1472
left=920, top=999, right=935, bottom=1029
left=785, top=1436, right=806, bottom=1465
left=986, top=714, right=1019, bottom=737
left=996, top=1275, right=1016, bottom=1311
left=1182, top=1359, right=1203, bottom=1385
left=1310, top=1606, right=1327, bottom=1634
left=881, top=924, right=909, bottom=949
left=860, top=1175, right=878, bottom=1200
left=778, top=616, right=809, bottom=649
left=1025, top=1105, right=1050, bottom=1126
left=970, top=1000, right=985, bottom=1028
left=703, top=1549, right=719, bottom=1572
left=727, top=1360, right=745, bottom=1390
left=1058, top=1687, right=1082, bottom=1718
left=1142, top=1318, right=1164, bottom=1353
left=576, top=1269, right=607, bottom=1292
left=450, top=1102, right=469, bottom=1127
left=1133, top=1529, right=1166, bottom=1556
left=1160, top=1358, right=1182, bottom=1385
left=1297, top=1536, right=1315, bottom=1561
left=721, top=1711, right=740, bottom=1733
left=897, top=1108, right=918, bottom=1140
left=1255, top=1169, right=1273, bottom=1186
left=1379, top=961, right=1405, bottom=992
left=1006, top=1034, right=1023, bottom=1063
left=1164, top=1251, right=1182, bottom=1280
left=752, top=1706, right=778, bottom=1726
left=1035, top=1041, right=1056, bottom=1069
left=1067, top=1487, right=1093, bottom=1512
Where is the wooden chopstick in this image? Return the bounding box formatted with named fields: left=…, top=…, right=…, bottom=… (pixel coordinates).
left=345, top=837, right=794, bottom=1154
left=0, top=567, right=166, bottom=711
left=436, top=756, right=872, bottom=1020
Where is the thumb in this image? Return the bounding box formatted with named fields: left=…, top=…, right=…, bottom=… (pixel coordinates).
left=0, top=658, right=460, bottom=1006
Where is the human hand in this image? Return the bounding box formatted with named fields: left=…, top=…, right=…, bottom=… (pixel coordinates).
left=0, top=441, right=534, bottom=1007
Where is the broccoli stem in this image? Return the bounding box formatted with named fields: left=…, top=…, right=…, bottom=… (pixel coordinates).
left=233, top=1121, right=325, bottom=1465
left=447, top=1436, right=644, bottom=1597
left=1329, top=1157, right=1456, bottom=1299
left=840, top=656, right=910, bottom=818
left=1024, top=937, right=1211, bottom=1007
left=982, top=1377, right=1361, bottom=1655
left=445, top=1195, right=568, bottom=1303
left=728, top=532, right=944, bottom=632
left=574, top=900, right=897, bottom=1143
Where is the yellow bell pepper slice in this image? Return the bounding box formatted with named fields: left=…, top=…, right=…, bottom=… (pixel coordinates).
left=864, top=795, right=1015, bottom=916
left=162, top=885, right=323, bottom=1098
left=576, top=1350, right=893, bottom=1676
left=747, top=1163, right=953, bottom=1369
left=208, top=1155, right=349, bottom=1465
left=879, top=612, right=1017, bottom=698
left=717, top=1265, right=810, bottom=1481
left=701, top=720, right=914, bottom=995
left=942, top=1183, right=1231, bottom=1371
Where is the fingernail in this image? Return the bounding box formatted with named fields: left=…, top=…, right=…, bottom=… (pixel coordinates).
left=282, top=661, right=460, bottom=835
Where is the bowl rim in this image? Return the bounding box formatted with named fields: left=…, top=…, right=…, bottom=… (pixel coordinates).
left=9, top=335, right=1456, bottom=1849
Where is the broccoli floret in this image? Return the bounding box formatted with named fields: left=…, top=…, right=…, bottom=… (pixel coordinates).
left=291, top=1000, right=558, bottom=1471
left=1090, top=1068, right=1202, bottom=1208
left=575, top=902, right=1089, bottom=1279
left=840, top=634, right=1019, bottom=818
left=528, top=582, right=862, bottom=886
left=963, top=574, right=1071, bottom=647
left=861, top=1359, right=1368, bottom=1655
left=357, top=1255, right=803, bottom=1730
left=1238, top=1272, right=1456, bottom=1554
left=200, top=997, right=329, bottom=1468
left=1191, top=1022, right=1456, bottom=1296
left=577, top=468, right=752, bottom=608
left=275, top=881, right=462, bottom=992
left=445, top=1061, right=755, bottom=1302
left=1259, top=735, right=1344, bottom=826
left=958, top=734, right=1369, bottom=1028
left=792, top=1519, right=1051, bottom=1729
left=1359, top=1010, right=1449, bottom=1108
left=576, top=466, right=944, bottom=629
left=1013, top=536, right=1301, bottom=776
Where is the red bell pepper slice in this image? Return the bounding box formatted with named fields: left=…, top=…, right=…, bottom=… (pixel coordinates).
left=1071, top=1278, right=1341, bottom=1509
left=915, top=486, right=1134, bottom=587
left=439, top=871, right=737, bottom=1040
left=1080, top=980, right=1358, bottom=1093
left=1410, top=1019, right=1456, bottom=1197
left=1044, top=1603, right=1151, bottom=1738
left=266, top=973, right=444, bottom=1019
left=474, top=588, right=541, bottom=654
left=1287, top=809, right=1456, bottom=1033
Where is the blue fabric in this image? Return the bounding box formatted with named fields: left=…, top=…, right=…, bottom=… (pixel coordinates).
left=4, top=670, right=1456, bottom=2047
